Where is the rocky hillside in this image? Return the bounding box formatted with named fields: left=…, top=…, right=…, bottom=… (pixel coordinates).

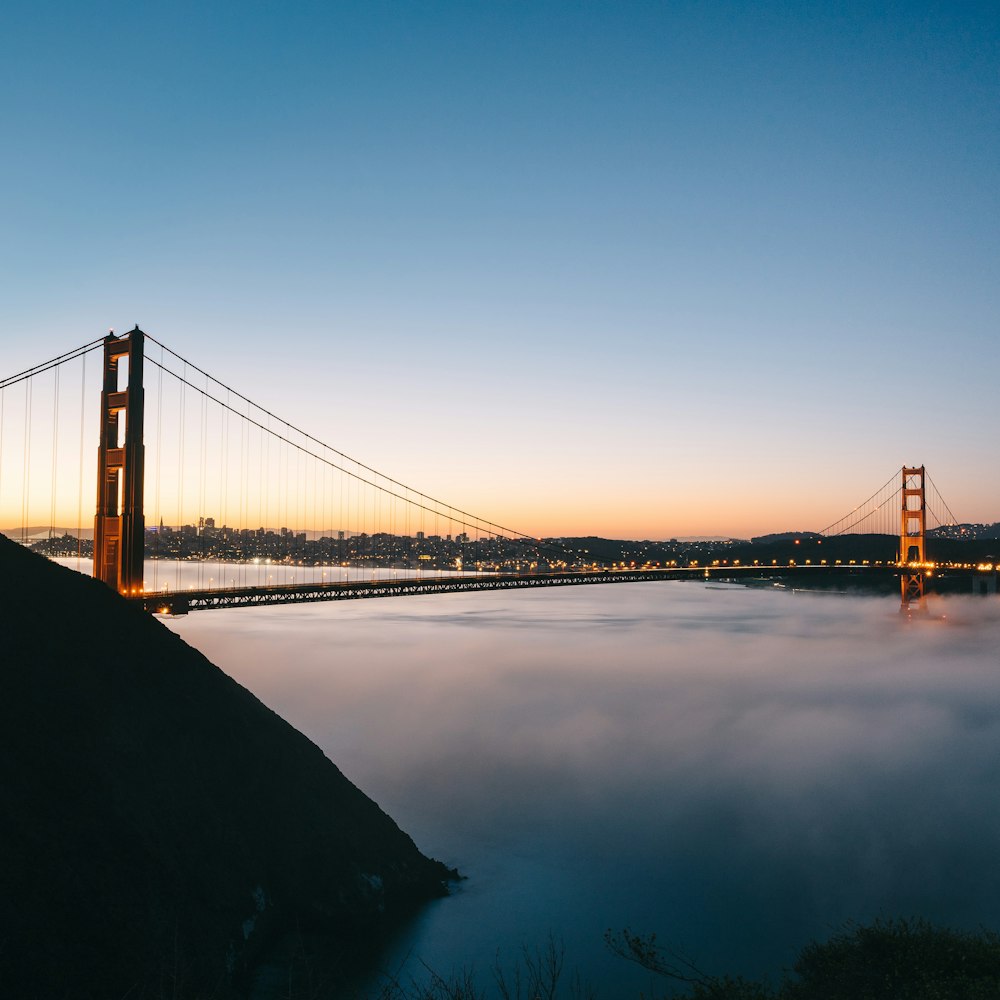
left=0, top=536, right=455, bottom=998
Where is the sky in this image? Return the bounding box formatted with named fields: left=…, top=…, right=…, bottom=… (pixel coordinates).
left=1, top=1, right=998, bottom=539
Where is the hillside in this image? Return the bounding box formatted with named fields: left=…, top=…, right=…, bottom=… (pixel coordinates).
left=0, top=536, right=455, bottom=998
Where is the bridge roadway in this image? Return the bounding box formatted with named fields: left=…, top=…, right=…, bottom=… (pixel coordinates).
left=132, top=563, right=901, bottom=615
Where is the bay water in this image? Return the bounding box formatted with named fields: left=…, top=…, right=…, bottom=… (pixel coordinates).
left=59, top=557, right=1000, bottom=995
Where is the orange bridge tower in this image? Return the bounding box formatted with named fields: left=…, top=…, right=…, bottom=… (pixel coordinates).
left=94, top=327, right=145, bottom=594
left=899, top=465, right=927, bottom=614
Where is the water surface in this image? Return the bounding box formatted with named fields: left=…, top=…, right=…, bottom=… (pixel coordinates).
left=164, top=582, right=1000, bottom=994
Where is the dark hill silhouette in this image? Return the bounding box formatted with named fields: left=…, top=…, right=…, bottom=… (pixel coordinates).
left=0, top=536, right=454, bottom=998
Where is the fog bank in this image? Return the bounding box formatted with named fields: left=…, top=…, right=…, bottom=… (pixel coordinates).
left=170, top=583, right=1000, bottom=988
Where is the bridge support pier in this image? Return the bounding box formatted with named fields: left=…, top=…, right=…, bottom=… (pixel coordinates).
left=94, top=327, right=145, bottom=595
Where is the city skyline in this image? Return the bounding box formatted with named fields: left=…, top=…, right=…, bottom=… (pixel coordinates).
left=2, top=2, right=998, bottom=539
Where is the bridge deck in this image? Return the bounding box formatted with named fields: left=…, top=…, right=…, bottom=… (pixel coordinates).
left=131, top=564, right=897, bottom=615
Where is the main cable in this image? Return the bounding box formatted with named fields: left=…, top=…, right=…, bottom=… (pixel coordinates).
left=0, top=338, right=105, bottom=391
left=146, top=355, right=536, bottom=545
left=926, top=472, right=960, bottom=527
left=144, top=335, right=537, bottom=545
left=818, top=470, right=900, bottom=536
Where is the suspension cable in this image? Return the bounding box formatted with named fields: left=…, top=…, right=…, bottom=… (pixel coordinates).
left=50, top=366, right=59, bottom=537
left=817, top=470, right=899, bottom=536
left=22, top=378, right=32, bottom=543
left=77, top=351, right=86, bottom=563
left=925, top=472, right=960, bottom=527
left=0, top=338, right=105, bottom=391
left=144, top=335, right=536, bottom=544
left=145, top=355, right=536, bottom=547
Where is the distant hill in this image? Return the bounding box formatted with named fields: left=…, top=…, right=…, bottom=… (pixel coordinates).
left=0, top=535, right=454, bottom=998
left=928, top=522, right=1000, bottom=541
left=750, top=531, right=822, bottom=545
left=0, top=525, right=93, bottom=541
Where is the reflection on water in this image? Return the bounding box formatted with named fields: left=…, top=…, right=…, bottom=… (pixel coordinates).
left=161, top=582, right=1000, bottom=994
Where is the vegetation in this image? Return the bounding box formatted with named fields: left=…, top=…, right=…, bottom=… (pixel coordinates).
left=243, top=920, right=1000, bottom=998
left=605, top=919, right=1000, bottom=1000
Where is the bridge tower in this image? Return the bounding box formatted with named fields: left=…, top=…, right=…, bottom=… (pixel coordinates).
left=899, top=465, right=927, bottom=614
left=94, top=327, right=145, bottom=594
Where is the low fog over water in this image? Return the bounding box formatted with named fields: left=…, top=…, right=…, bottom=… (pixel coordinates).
left=167, top=582, right=1000, bottom=992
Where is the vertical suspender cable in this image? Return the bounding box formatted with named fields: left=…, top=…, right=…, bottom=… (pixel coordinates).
left=281, top=425, right=288, bottom=571
left=221, top=390, right=229, bottom=589
left=50, top=366, right=59, bottom=538
left=262, top=417, right=269, bottom=571
left=405, top=485, right=411, bottom=576
left=154, top=354, right=163, bottom=592
left=344, top=458, right=349, bottom=582
left=177, top=375, right=185, bottom=592
left=258, top=418, right=265, bottom=584
left=238, top=402, right=246, bottom=587
left=77, top=353, right=86, bottom=567
left=320, top=444, right=327, bottom=573
left=198, top=386, right=206, bottom=588
left=22, top=377, right=32, bottom=544
left=0, top=384, right=5, bottom=543
left=302, top=431, right=308, bottom=579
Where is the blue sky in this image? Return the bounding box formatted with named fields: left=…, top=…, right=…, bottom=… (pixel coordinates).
left=2, top=1, right=998, bottom=537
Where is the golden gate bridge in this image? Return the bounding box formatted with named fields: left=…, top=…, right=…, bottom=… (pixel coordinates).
left=0, top=328, right=980, bottom=616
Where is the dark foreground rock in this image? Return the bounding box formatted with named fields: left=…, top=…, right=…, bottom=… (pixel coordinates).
left=0, top=536, right=455, bottom=998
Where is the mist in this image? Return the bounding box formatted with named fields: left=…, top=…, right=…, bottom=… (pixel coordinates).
left=168, top=583, right=1000, bottom=989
